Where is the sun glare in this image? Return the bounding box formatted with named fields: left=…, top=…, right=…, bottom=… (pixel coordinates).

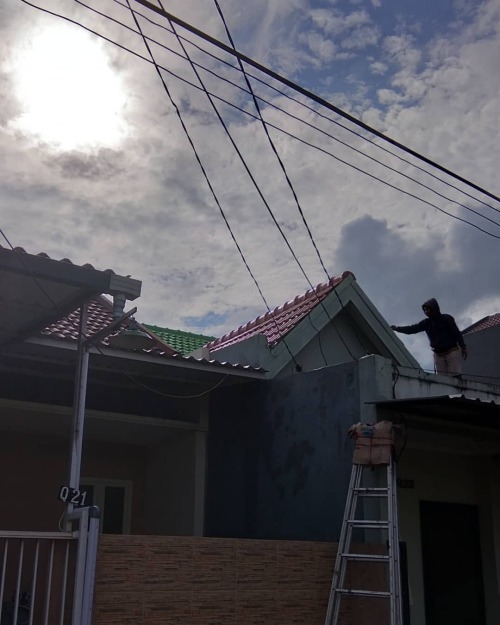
left=9, top=25, right=128, bottom=151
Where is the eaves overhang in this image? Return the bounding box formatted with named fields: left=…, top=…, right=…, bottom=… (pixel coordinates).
left=21, top=335, right=267, bottom=381
left=370, top=394, right=500, bottom=429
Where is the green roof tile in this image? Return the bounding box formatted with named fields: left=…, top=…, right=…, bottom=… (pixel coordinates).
left=144, top=325, right=215, bottom=356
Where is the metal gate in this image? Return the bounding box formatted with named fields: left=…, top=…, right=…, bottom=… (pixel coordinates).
left=0, top=507, right=99, bottom=625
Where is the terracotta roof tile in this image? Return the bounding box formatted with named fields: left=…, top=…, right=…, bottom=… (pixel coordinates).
left=39, top=297, right=264, bottom=373
left=207, top=272, right=353, bottom=352
left=41, top=297, right=178, bottom=356
left=463, top=313, right=500, bottom=335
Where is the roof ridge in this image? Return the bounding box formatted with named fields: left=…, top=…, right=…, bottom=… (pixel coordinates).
left=144, top=324, right=215, bottom=341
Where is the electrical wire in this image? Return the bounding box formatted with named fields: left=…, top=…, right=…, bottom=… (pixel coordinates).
left=72, top=0, right=500, bottom=233
left=131, top=0, right=500, bottom=206
left=145, top=2, right=354, bottom=364
left=4, top=226, right=500, bottom=387
left=113, top=0, right=500, bottom=217
left=17, top=0, right=500, bottom=372
left=265, top=121, right=500, bottom=240
left=0, top=228, right=235, bottom=396
left=20, top=0, right=500, bottom=242
left=211, top=0, right=331, bottom=281
left=211, top=0, right=363, bottom=364
left=122, top=0, right=303, bottom=370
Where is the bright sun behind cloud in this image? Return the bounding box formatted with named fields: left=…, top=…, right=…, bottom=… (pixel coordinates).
left=8, top=24, right=128, bottom=151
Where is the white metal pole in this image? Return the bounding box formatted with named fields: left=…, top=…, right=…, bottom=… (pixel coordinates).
left=68, top=302, right=89, bottom=514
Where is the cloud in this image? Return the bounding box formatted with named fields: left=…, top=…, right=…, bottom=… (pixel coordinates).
left=1, top=0, right=500, bottom=364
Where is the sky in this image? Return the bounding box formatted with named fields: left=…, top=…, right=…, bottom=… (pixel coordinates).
left=1, top=0, right=500, bottom=370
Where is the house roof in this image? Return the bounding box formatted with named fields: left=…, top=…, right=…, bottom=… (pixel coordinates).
left=372, top=394, right=500, bottom=429
left=463, top=313, right=500, bottom=335
left=206, top=272, right=353, bottom=352
left=0, top=244, right=141, bottom=351
left=144, top=325, right=215, bottom=356
left=42, top=296, right=177, bottom=356
left=38, top=296, right=264, bottom=375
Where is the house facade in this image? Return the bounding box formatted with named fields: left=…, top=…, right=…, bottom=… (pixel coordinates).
left=202, top=276, right=500, bottom=625
left=3, top=248, right=500, bottom=625
left=462, top=313, right=500, bottom=384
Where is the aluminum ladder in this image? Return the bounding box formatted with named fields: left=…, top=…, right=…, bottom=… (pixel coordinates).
left=324, top=456, right=403, bottom=625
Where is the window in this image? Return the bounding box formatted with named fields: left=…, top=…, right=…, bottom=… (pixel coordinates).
left=79, top=478, right=132, bottom=534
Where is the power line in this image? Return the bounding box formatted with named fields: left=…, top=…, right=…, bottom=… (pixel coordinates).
left=122, top=0, right=303, bottom=371
left=160, top=1, right=357, bottom=362
left=68, top=0, right=500, bottom=234
left=210, top=0, right=359, bottom=363
left=211, top=0, right=330, bottom=281
left=114, top=0, right=500, bottom=219
left=114, top=0, right=500, bottom=217
left=132, top=0, right=500, bottom=206
left=20, top=0, right=500, bottom=242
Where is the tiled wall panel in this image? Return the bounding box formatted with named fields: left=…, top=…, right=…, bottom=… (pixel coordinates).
left=93, top=536, right=388, bottom=625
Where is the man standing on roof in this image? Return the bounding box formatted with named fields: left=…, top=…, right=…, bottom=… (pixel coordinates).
left=391, top=299, right=467, bottom=377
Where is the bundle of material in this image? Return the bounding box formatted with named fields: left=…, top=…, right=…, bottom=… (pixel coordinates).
left=348, top=421, right=395, bottom=466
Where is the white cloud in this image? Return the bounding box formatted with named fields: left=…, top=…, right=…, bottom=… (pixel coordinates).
left=1, top=0, right=500, bottom=355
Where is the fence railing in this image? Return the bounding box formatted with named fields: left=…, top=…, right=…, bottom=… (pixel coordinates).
left=0, top=507, right=99, bottom=625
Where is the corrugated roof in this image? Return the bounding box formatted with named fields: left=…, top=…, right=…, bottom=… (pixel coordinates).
left=463, top=313, right=500, bottom=335
left=0, top=244, right=140, bottom=350
left=371, top=394, right=500, bottom=427
left=207, top=272, right=353, bottom=352
left=144, top=325, right=215, bottom=356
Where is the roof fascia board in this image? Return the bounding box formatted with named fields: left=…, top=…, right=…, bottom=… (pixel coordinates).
left=259, top=276, right=354, bottom=376
left=0, top=397, right=205, bottom=431
left=347, top=282, right=420, bottom=369
left=0, top=247, right=141, bottom=300
left=24, top=336, right=266, bottom=379
left=259, top=275, right=419, bottom=376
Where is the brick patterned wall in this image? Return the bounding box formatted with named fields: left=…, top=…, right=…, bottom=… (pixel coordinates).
left=93, top=536, right=388, bottom=625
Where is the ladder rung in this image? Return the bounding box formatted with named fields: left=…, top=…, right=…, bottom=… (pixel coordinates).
left=341, top=553, right=389, bottom=562
left=353, top=487, right=388, bottom=495
left=353, top=488, right=388, bottom=497
left=336, top=588, right=391, bottom=598
left=347, top=520, right=389, bottom=529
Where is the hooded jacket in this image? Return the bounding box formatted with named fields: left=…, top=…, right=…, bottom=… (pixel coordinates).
left=393, top=298, right=466, bottom=354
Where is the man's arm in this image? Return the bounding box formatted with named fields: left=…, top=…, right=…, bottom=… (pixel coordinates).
left=391, top=320, right=427, bottom=335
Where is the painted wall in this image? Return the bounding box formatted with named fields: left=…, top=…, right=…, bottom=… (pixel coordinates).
left=397, top=448, right=479, bottom=625
left=0, top=431, right=147, bottom=533
left=206, top=362, right=360, bottom=541
left=463, top=325, right=500, bottom=384
left=144, top=431, right=197, bottom=536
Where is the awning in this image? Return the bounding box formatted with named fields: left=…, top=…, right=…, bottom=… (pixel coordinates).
left=0, top=246, right=142, bottom=350
left=370, top=395, right=500, bottom=429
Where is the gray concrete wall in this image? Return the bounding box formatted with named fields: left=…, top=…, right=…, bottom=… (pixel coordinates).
left=205, top=361, right=360, bottom=541
left=463, top=325, right=500, bottom=384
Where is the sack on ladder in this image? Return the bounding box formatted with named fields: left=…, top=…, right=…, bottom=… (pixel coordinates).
left=348, top=420, right=394, bottom=466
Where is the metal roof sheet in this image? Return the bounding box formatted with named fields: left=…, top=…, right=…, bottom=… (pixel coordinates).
left=0, top=245, right=141, bottom=351
left=371, top=394, right=500, bottom=428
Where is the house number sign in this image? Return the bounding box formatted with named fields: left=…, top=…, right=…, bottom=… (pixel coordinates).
left=58, top=486, right=88, bottom=506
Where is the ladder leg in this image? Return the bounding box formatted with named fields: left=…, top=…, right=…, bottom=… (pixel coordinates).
left=387, top=458, right=403, bottom=625
left=324, top=464, right=363, bottom=625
